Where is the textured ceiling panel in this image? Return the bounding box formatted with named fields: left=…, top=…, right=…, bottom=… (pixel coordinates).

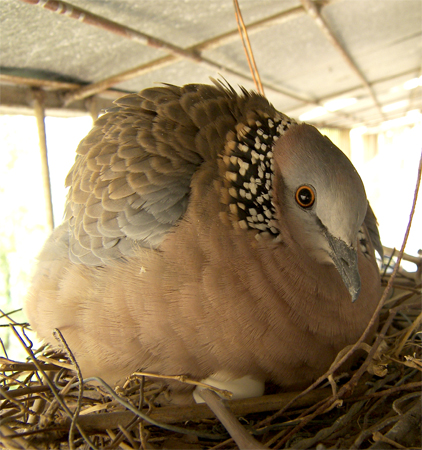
left=68, top=0, right=301, bottom=48
left=1, top=1, right=165, bottom=83
left=1, top=0, right=421, bottom=129
left=204, top=13, right=360, bottom=101
left=322, top=1, right=422, bottom=84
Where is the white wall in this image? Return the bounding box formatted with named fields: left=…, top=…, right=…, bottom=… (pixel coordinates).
left=351, top=123, right=421, bottom=262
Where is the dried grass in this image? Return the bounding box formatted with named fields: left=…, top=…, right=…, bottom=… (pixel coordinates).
left=1, top=259, right=421, bottom=450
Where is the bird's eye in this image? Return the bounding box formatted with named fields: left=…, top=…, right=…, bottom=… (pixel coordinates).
left=295, top=185, right=315, bottom=208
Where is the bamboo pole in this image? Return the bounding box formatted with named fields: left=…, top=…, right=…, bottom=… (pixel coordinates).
left=85, top=96, right=101, bottom=121
left=32, top=88, right=54, bottom=231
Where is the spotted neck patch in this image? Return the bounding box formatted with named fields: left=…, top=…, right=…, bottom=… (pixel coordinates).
left=222, top=115, right=295, bottom=237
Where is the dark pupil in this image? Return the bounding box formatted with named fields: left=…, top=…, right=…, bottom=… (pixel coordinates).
left=299, top=188, right=312, bottom=204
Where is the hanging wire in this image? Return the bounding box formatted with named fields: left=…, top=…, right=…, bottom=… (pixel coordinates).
left=233, top=0, right=265, bottom=96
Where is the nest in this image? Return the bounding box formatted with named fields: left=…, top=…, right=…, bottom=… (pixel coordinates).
left=1, top=258, right=421, bottom=450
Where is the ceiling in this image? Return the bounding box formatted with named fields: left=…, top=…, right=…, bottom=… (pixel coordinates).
left=1, top=0, right=421, bottom=130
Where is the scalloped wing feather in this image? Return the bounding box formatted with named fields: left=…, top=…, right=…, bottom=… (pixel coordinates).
left=63, top=83, right=261, bottom=265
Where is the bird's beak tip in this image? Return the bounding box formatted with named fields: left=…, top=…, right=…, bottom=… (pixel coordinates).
left=350, top=286, right=360, bottom=303
left=325, top=232, right=361, bottom=303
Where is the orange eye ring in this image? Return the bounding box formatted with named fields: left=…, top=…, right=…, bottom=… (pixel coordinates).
left=295, top=185, right=315, bottom=208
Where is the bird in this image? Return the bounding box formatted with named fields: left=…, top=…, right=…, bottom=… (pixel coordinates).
left=25, top=81, right=382, bottom=403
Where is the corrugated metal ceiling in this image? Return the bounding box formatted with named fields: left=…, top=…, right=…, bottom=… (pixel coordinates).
left=1, top=0, right=421, bottom=129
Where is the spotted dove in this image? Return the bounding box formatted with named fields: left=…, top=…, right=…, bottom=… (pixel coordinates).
left=25, top=82, right=382, bottom=401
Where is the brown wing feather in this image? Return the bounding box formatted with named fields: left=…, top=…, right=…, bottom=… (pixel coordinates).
left=64, top=84, right=259, bottom=265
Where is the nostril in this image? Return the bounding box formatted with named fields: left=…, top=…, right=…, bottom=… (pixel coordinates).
left=341, top=257, right=350, bottom=267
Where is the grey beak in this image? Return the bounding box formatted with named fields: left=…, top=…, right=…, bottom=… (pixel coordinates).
left=325, top=232, right=361, bottom=302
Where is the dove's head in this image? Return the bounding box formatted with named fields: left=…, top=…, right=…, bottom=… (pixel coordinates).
left=272, top=123, right=367, bottom=302
left=222, top=113, right=367, bottom=302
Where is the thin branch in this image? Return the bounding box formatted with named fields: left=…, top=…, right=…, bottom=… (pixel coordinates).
left=233, top=0, right=264, bottom=96
left=53, top=329, right=84, bottom=450
left=9, top=325, right=99, bottom=450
